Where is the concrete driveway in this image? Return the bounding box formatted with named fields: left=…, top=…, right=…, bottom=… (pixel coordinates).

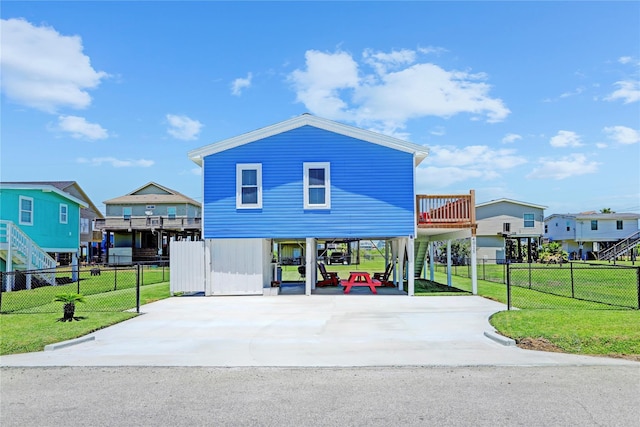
left=1, top=295, right=637, bottom=367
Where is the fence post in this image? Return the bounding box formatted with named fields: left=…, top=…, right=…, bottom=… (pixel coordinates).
left=528, top=262, right=532, bottom=289
left=570, top=262, right=575, bottom=299
left=506, top=262, right=511, bottom=310
left=636, top=267, right=640, bottom=310
left=77, top=266, right=81, bottom=294
left=114, top=266, right=117, bottom=291
left=136, top=264, right=141, bottom=314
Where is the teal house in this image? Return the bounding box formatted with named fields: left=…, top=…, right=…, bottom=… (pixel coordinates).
left=0, top=183, right=86, bottom=289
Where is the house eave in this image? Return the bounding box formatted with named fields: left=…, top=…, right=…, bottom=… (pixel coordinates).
left=188, top=114, right=429, bottom=167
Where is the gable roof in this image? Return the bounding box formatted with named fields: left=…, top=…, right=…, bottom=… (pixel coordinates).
left=545, top=212, right=640, bottom=221
left=476, top=198, right=547, bottom=210
left=188, top=114, right=430, bottom=167
left=2, top=180, right=104, bottom=218
left=103, top=182, right=200, bottom=206
left=0, top=182, right=87, bottom=208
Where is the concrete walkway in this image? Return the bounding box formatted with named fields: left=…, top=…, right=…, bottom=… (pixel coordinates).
left=1, top=295, right=637, bottom=367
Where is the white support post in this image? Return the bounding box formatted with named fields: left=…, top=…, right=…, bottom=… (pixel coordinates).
left=6, top=223, right=13, bottom=292
left=429, top=241, right=435, bottom=282
left=407, top=236, right=415, bottom=296
left=470, top=235, right=478, bottom=295
left=391, top=239, right=398, bottom=286
left=305, top=238, right=314, bottom=296
left=446, top=239, right=452, bottom=287
left=26, top=239, right=32, bottom=290
left=72, top=253, right=79, bottom=282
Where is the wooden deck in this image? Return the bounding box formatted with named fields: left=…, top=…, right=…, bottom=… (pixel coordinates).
left=416, top=191, right=476, bottom=231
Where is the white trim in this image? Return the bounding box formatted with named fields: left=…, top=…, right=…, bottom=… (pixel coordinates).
left=0, top=184, right=87, bottom=207
left=19, top=196, right=33, bottom=226
left=236, top=163, right=262, bottom=209
left=476, top=198, right=547, bottom=210
left=188, top=114, right=429, bottom=166
left=59, top=203, right=68, bottom=224
left=303, top=162, right=331, bottom=210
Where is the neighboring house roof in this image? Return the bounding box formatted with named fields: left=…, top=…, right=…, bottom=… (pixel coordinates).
left=476, top=198, right=547, bottom=210
left=103, top=182, right=200, bottom=206
left=2, top=180, right=104, bottom=219
left=545, top=212, right=640, bottom=221
left=0, top=182, right=87, bottom=208
left=188, top=113, right=430, bottom=167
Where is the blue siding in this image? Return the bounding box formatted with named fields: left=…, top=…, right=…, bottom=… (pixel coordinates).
left=202, top=126, right=415, bottom=238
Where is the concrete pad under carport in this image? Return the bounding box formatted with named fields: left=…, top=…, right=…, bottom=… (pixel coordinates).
left=0, top=295, right=637, bottom=367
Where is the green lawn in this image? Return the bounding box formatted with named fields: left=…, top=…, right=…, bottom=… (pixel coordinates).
left=1, top=266, right=170, bottom=313
left=0, top=282, right=170, bottom=355
left=433, top=271, right=640, bottom=359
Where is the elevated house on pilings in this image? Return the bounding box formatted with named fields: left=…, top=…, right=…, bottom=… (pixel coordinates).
left=96, top=182, right=201, bottom=264
left=187, top=114, right=478, bottom=296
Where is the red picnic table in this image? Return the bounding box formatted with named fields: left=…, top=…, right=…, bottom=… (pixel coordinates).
left=341, top=272, right=381, bottom=294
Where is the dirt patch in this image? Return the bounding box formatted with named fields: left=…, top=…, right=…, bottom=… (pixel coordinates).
left=517, top=337, right=640, bottom=362
left=517, top=337, right=564, bottom=353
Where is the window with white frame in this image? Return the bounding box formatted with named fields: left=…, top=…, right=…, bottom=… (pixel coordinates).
left=59, top=204, right=68, bottom=224
left=523, top=213, right=535, bottom=228
left=236, top=163, right=262, bottom=209
left=19, top=196, right=33, bottom=225
left=304, top=162, right=331, bottom=209
left=616, top=220, right=623, bottom=230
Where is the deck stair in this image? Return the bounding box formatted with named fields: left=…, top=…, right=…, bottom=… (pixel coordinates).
left=0, top=220, right=56, bottom=289
left=414, top=240, right=429, bottom=277
left=597, top=231, right=640, bottom=261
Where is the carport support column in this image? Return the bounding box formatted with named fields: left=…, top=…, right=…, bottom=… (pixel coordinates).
left=305, top=238, right=315, bottom=296
left=429, top=241, right=435, bottom=281
left=391, top=239, right=399, bottom=286
left=407, top=236, right=415, bottom=296
left=470, top=234, right=478, bottom=295
left=446, top=239, right=452, bottom=287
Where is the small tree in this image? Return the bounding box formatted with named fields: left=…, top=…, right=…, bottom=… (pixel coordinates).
left=538, top=242, right=568, bottom=264
left=54, top=293, right=86, bottom=322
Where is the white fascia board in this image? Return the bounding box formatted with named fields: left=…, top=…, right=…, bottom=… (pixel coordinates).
left=188, top=115, right=429, bottom=166
left=0, top=184, right=87, bottom=208
left=476, top=198, right=547, bottom=210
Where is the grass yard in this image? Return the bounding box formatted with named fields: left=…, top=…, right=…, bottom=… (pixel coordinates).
left=434, top=271, right=640, bottom=360
left=0, top=282, right=170, bottom=355
left=1, top=266, right=170, bottom=313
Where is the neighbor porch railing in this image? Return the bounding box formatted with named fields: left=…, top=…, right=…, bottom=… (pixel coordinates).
left=416, top=190, right=476, bottom=228
left=95, top=216, right=201, bottom=231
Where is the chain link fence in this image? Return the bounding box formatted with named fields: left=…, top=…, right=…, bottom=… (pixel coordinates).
left=433, top=259, right=507, bottom=284
left=506, top=262, right=640, bottom=310
left=0, top=261, right=169, bottom=314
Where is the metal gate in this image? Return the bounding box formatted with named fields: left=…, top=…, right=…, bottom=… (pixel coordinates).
left=169, top=240, right=207, bottom=294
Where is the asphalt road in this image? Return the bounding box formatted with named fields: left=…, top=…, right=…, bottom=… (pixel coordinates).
left=2, top=366, right=639, bottom=426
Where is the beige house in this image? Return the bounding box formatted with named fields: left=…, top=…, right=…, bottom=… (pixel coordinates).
left=96, top=182, right=201, bottom=264
left=475, top=198, right=546, bottom=263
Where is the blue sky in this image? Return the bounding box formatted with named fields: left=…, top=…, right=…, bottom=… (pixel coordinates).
left=1, top=1, right=639, bottom=216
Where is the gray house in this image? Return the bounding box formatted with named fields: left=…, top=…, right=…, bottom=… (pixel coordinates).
left=96, top=182, right=201, bottom=264
left=475, top=198, right=546, bottom=263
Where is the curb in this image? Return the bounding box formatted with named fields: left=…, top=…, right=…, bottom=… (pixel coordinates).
left=44, top=335, right=95, bottom=351
left=484, top=331, right=516, bottom=346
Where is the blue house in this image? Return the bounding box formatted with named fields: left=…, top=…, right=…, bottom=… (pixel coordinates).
left=0, top=183, right=87, bottom=289
left=188, top=114, right=477, bottom=296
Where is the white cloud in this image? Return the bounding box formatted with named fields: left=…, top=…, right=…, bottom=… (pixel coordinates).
left=166, top=114, right=203, bottom=140
left=526, top=154, right=599, bottom=180
left=0, top=18, right=108, bottom=112
left=605, top=80, right=640, bottom=104
left=418, top=145, right=527, bottom=188
left=231, top=72, right=252, bottom=96
left=595, top=142, right=608, bottom=149
left=550, top=130, right=582, bottom=148
left=57, top=115, right=108, bottom=140
left=77, top=157, right=154, bottom=168
left=288, top=49, right=509, bottom=136
left=502, top=133, right=522, bottom=144
left=429, top=126, right=446, bottom=136
left=618, top=56, right=633, bottom=65
left=603, top=125, right=640, bottom=144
